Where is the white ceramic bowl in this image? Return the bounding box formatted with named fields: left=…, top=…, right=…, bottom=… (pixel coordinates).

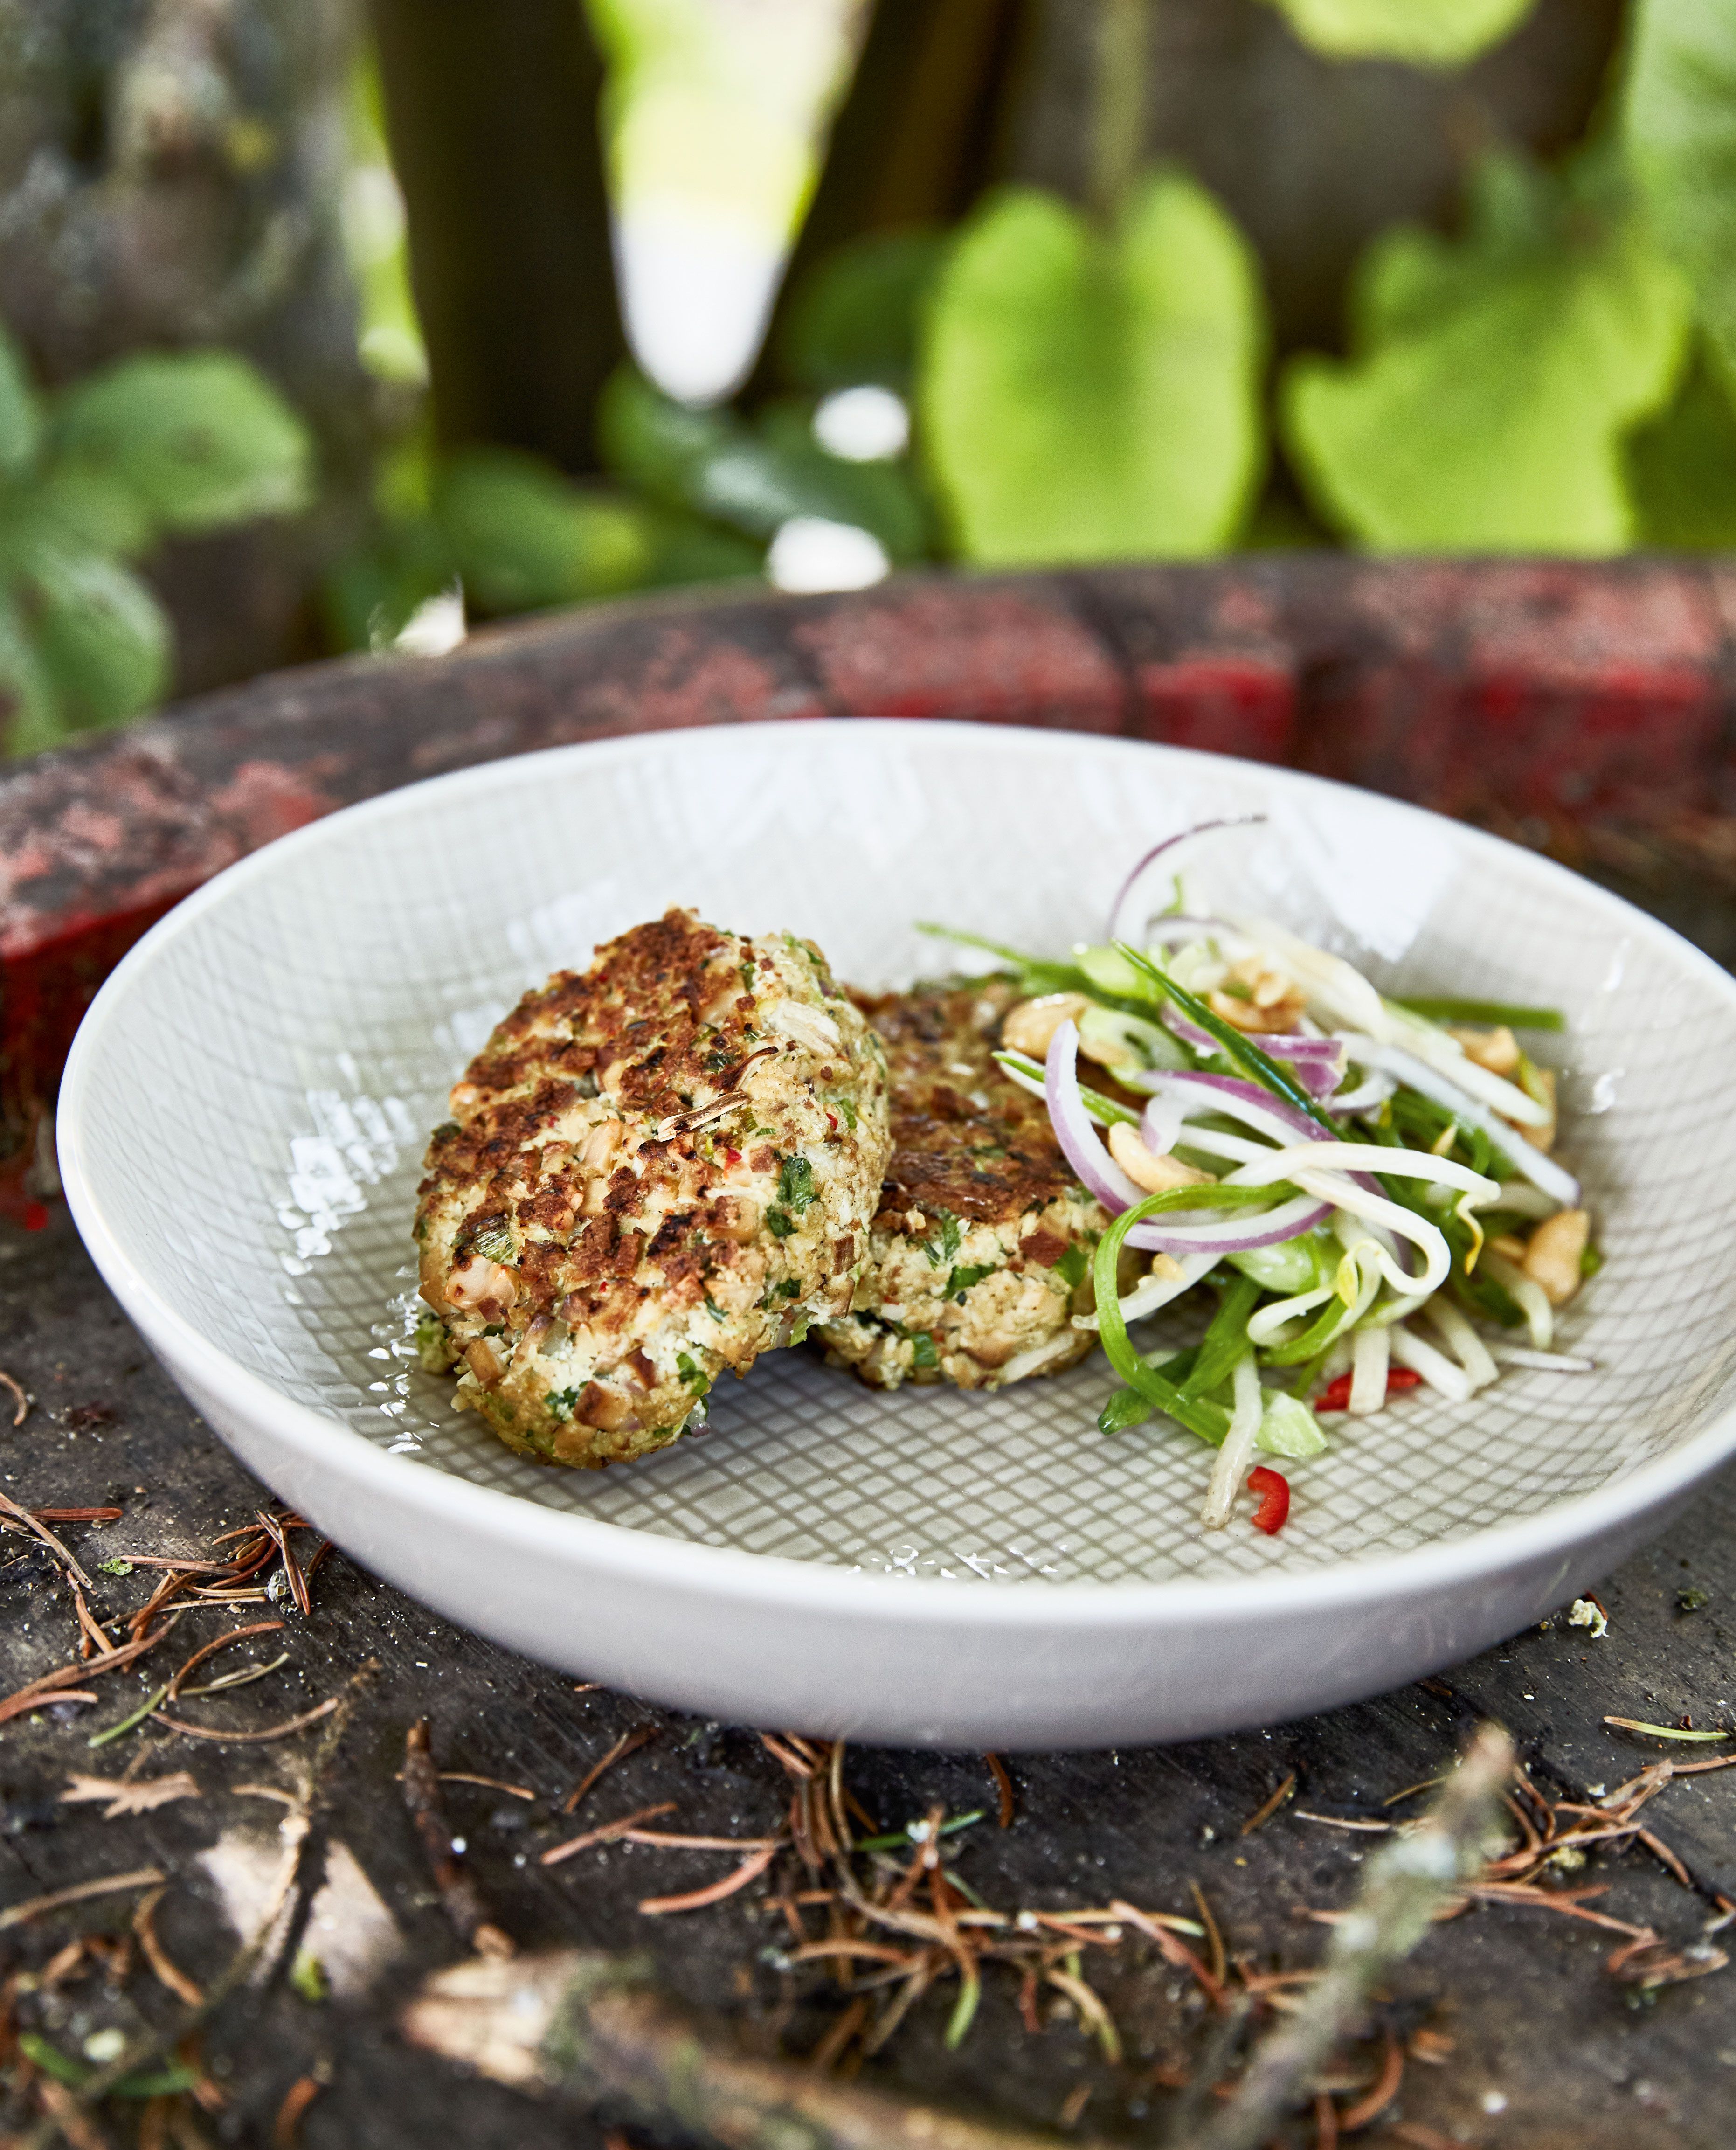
left=58, top=720, right=1736, bottom=1748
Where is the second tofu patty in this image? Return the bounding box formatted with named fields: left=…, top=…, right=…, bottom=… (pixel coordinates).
left=816, top=977, right=1120, bottom=1391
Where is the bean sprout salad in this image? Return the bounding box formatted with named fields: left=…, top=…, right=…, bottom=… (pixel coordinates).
left=926, top=820, right=1597, bottom=1537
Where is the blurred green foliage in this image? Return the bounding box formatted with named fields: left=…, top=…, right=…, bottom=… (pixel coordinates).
left=1626, top=340, right=1736, bottom=545
left=320, top=367, right=935, bottom=653
left=322, top=439, right=668, bottom=651
left=775, top=230, right=947, bottom=392
left=0, top=333, right=311, bottom=754
left=1282, top=150, right=1691, bottom=552
left=921, top=174, right=1264, bottom=563
left=599, top=367, right=928, bottom=561
left=14, top=0, right=1736, bottom=761
left=1623, top=0, right=1736, bottom=388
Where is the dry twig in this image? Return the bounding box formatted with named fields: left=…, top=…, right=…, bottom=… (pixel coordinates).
left=0, top=1484, right=93, bottom=1587
left=59, top=1774, right=199, bottom=1821
left=563, top=1725, right=657, bottom=1814
left=133, top=1890, right=203, bottom=2007
left=541, top=1802, right=678, bottom=1866
left=0, top=1619, right=181, bottom=1728
left=401, top=1951, right=1082, bottom=2150
left=402, top=1718, right=515, bottom=1959
left=272, top=2075, right=322, bottom=2150
left=0, top=1869, right=166, bottom=1933
left=1240, top=1774, right=1297, bottom=1837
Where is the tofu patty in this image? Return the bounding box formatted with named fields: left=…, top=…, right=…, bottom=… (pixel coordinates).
left=816, top=978, right=1120, bottom=1391
left=415, top=909, right=890, bottom=1465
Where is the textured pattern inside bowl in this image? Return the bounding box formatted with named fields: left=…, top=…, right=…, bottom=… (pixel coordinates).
left=81, top=725, right=1736, bottom=1584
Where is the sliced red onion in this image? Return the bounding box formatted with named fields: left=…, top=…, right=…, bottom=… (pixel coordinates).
left=1160, top=1010, right=1346, bottom=1096
left=1163, top=1009, right=1342, bottom=1060
left=1144, top=1068, right=1322, bottom=1144
left=1047, top=1023, right=1331, bottom=1254
left=1140, top=1071, right=1383, bottom=1199
left=1272, top=1051, right=1345, bottom=1100
left=1126, top=1192, right=1332, bottom=1257
left=1044, top=1022, right=1146, bottom=1211
left=1106, top=818, right=1268, bottom=945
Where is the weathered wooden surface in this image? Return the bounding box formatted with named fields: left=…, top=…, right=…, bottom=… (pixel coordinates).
left=0, top=1206, right=1730, bottom=2149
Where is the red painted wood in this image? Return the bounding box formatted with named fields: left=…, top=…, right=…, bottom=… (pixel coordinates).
left=7, top=559, right=1736, bottom=1134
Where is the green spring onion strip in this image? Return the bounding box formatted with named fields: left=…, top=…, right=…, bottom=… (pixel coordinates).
left=1099, top=1349, right=1197, bottom=1434
left=1178, top=1275, right=1262, bottom=1403
left=1093, top=1187, right=1299, bottom=1445
left=915, top=924, right=1157, bottom=1020
left=915, top=922, right=1081, bottom=990
left=1262, top=1293, right=1353, bottom=1368
left=1391, top=996, right=1564, bottom=1032
left=993, top=1048, right=1139, bottom=1127
left=1112, top=943, right=1339, bottom=1136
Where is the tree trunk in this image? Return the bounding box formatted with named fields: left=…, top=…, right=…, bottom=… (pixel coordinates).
left=751, top=0, right=1032, bottom=397
left=0, top=0, right=376, bottom=691
left=367, top=0, right=623, bottom=474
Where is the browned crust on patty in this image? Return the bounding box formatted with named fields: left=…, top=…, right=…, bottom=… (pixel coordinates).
left=855, top=977, right=1079, bottom=1228
left=416, top=909, right=889, bottom=1463
left=816, top=978, right=1116, bottom=1393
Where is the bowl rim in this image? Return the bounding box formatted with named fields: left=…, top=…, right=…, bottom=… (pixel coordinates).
left=57, top=716, right=1736, bottom=1631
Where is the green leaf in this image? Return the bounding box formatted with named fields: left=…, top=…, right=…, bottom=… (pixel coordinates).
left=52, top=351, right=312, bottom=535
left=754, top=403, right=930, bottom=559
left=1627, top=336, right=1736, bottom=546
left=0, top=326, right=41, bottom=480
left=777, top=229, right=948, bottom=390
left=919, top=174, right=1265, bottom=564
left=1261, top=0, right=1536, bottom=65
left=25, top=465, right=158, bottom=558
left=433, top=447, right=654, bottom=614
left=777, top=1153, right=817, bottom=1215
left=1624, top=0, right=1736, bottom=382
left=1282, top=151, right=1691, bottom=552
left=24, top=550, right=171, bottom=733
left=637, top=507, right=765, bottom=588
left=0, top=586, right=64, bottom=757
left=598, top=367, right=926, bottom=560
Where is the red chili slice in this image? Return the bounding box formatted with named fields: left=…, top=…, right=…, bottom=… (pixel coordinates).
left=1248, top=1466, right=1290, bottom=1535
left=1314, top=1366, right=1423, bottom=1414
